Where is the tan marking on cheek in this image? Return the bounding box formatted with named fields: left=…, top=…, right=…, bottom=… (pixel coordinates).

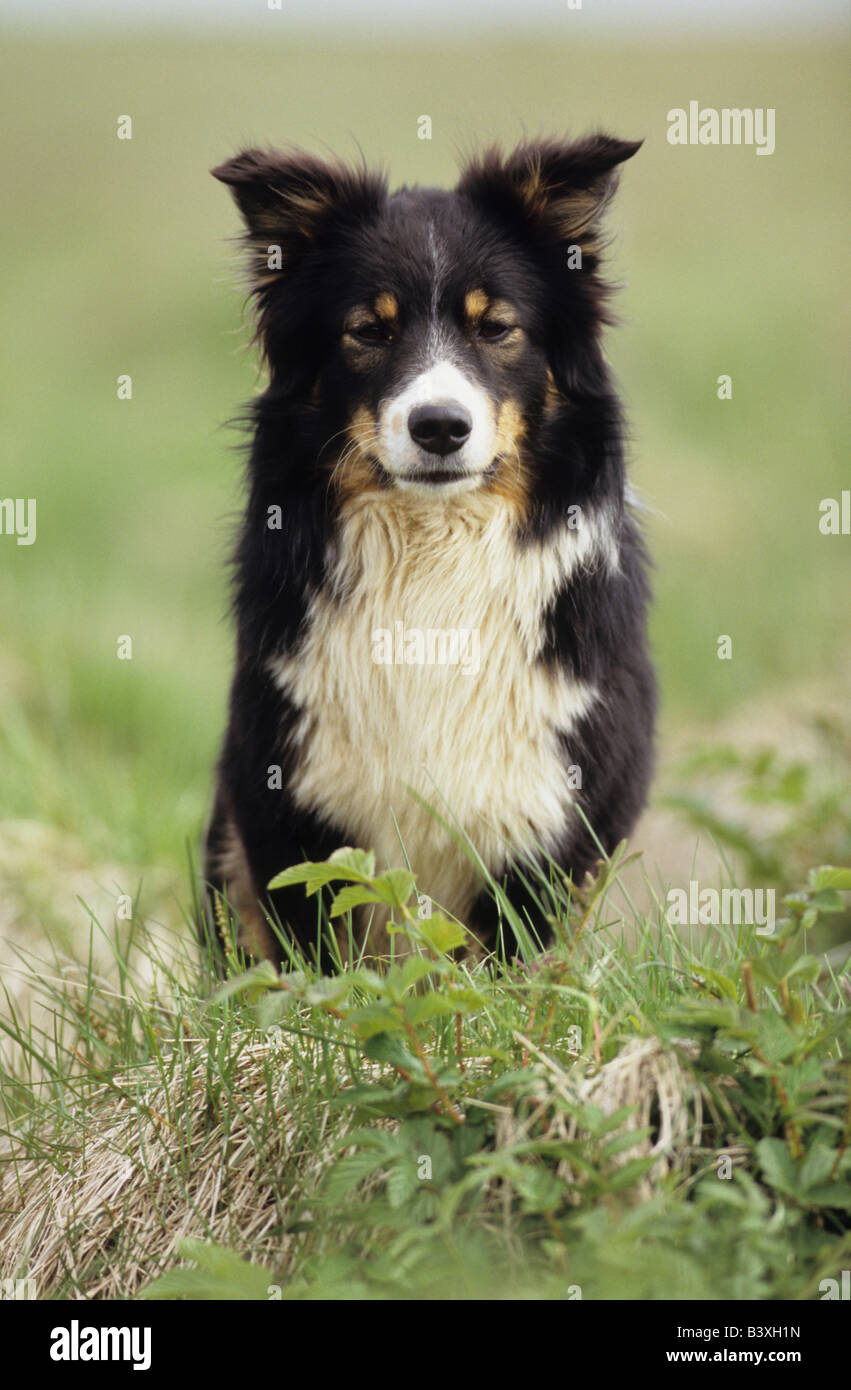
left=487, top=400, right=532, bottom=516
left=349, top=404, right=376, bottom=435
left=333, top=406, right=383, bottom=503
left=495, top=400, right=525, bottom=453
left=464, top=288, right=490, bottom=323
left=374, top=291, right=399, bottom=325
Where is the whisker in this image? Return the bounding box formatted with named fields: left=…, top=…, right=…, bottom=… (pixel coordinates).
left=325, top=425, right=383, bottom=499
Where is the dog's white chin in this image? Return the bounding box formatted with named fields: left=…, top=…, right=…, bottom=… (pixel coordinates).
left=391, top=471, right=485, bottom=498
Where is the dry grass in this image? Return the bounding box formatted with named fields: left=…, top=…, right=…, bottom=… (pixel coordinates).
left=0, top=818, right=183, bottom=1075
left=0, top=1034, right=338, bottom=1299
left=0, top=1024, right=715, bottom=1296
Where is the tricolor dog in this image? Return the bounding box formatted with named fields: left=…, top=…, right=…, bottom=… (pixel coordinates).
left=204, top=134, right=656, bottom=966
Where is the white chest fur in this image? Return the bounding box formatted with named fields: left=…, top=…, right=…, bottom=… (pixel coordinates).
left=269, top=492, right=608, bottom=922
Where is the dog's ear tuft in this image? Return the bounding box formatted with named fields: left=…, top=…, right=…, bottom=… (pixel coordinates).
left=212, top=146, right=386, bottom=271
left=458, top=134, right=641, bottom=249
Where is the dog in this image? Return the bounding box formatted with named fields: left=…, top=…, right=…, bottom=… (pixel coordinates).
left=203, top=134, right=656, bottom=968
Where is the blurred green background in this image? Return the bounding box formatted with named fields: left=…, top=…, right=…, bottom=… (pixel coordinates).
left=0, top=23, right=847, bottom=903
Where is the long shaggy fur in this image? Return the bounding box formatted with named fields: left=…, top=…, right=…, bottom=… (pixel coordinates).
left=204, top=134, right=656, bottom=967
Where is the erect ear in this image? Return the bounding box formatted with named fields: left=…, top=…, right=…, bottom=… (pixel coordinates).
left=457, top=133, right=641, bottom=253
left=211, top=146, right=387, bottom=275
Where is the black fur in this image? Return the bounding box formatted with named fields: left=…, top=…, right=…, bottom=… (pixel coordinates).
left=203, top=134, right=656, bottom=967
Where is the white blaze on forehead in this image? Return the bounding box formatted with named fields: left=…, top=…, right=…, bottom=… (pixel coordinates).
left=425, top=219, right=449, bottom=358
left=378, top=360, right=496, bottom=482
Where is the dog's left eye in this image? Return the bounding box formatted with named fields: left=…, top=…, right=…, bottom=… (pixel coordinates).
left=477, top=320, right=513, bottom=342
left=349, top=323, right=392, bottom=345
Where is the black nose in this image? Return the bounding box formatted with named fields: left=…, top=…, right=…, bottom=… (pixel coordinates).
left=408, top=400, right=472, bottom=456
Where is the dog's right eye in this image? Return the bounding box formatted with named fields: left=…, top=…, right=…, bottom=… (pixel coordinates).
left=477, top=320, right=513, bottom=342
left=348, top=323, right=392, bottom=345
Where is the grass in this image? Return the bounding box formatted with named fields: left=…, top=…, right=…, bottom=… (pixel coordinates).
left=0, top=832, right=848, bottom=1301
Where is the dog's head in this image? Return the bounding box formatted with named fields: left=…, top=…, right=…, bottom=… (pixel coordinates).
left=213, top=136, right=640, bottom=510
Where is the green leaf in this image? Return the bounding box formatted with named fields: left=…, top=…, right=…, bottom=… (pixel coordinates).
left=255, top=990, right=301, bottom=1028
left=417, top=913, right=467, bottom=953
left=802, top=1184, right=851, bottom=1210
left=371, top=869, right=417, bottom=908
left=481, top=1070, right=542, bottom=1102
left=205, top=959, right=280, bottom=1008
left=512, top=1165, right=565, bottom=1214
left=142, top=1240, right=274, bottom=1301
left=266, top=862, right=340, bottom=894
left=798, top=1142, right=835, bottom=1191
left=267, top=847, right=376, bottom=893
left=327, top=846, right=377, bottom=878
left=387, top=1160, right=420, bottom=1209
left=663, top=998, right=745, bottom=1033
left=808, top=888, right=846, bottom=914
left=809, top=866, right=851, bottom=892
left=780, top=955, right=821, bottom=985
left=347, top=1002, right=405, bottom=1038
left=398, top=956, right=443, bottom=992
left=606, top=1156, right=656, bottom=1191
left=329, top=883, right=383, bottom=917
left=303, top=976, right=352, bottom=1008
left=446, top=984, right=489, bottom=1012
left=756, top=1011, right=797, bottom=1063
left=758, top=1140, right=851, bottom=1209
left=322, top=1150, right=389, bottom=1202
left=331, top=1081, right=411, bottom=1113
left=363, top=1032, right=423, bottom=1076
left=345, top=966, right=387, bottom=995
left=782, top=894, right=810, bottom=913
left=770, top=916, right=801, bottom=942
left=404, top=992, right=458, bottom=1026
left=756, top=1137, right=798, bottom=1196
left=688, top=962, right=738, bottom=1000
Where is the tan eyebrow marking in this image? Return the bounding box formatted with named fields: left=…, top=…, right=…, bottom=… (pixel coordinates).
left=483, top=297, right=519, bottom=323
left=464, top=288, right=490, bottom=322
left=344, top=305, right=374, bottom=332
left=374, top=291, right=399, bottom=324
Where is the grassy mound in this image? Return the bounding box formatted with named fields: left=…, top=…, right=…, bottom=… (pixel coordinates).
left=1, top=839, right=848, bottom=1301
